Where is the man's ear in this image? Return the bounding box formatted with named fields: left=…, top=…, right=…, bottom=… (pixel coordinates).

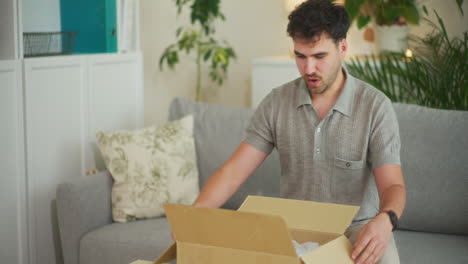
left=340, top=38, right=348, bottom=58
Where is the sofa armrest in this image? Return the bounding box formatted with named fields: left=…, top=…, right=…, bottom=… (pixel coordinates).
left=56, top=170, right=113, bottom=264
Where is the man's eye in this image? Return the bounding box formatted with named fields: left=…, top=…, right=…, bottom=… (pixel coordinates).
left=315, top=55, right=325, bottom=59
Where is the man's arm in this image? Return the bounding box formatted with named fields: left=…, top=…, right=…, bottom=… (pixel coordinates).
left=352, top=164, right=406, bottom=264
left=374, top=164, right=406, bottom=218
left=192, top=142, right=269, bottom=208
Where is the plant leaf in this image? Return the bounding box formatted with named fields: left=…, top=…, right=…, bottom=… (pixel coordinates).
left=433, top=10, right=451, bottom=49
left=357, top=15, right=371, bottom=29
left=422, top=5, right=428, bottom=16
left=203, top=49, right=212, bottom=61
left=344, top=0, right=365, bottom=22
left=456, top=0, right=464, bottom=16
left=382, top=5, right=399, bottom=24
left=401, top=4, right=420, bottom=25
left=176, top=27, right=183, bottom=37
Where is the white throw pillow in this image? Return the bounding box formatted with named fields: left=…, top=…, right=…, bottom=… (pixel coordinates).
left=96, top=115, right=199, bottom=222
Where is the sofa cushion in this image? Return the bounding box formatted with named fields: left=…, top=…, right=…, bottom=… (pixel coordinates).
left=96, top=115, right=199, bottom=222
left=80, top=218, right=172, bottom=264
left=168, top=97, right=280, bottom=210
left=393, top=103, right=468, bottom=235
left=395, top=230, right=468, bottom=264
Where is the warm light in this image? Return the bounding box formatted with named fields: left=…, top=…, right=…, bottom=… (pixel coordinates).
left=285, top=0, right=306, bottom=13
left=405, top=49, right=413, bottom=58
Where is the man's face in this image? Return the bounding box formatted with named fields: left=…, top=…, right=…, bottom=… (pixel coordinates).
left=293, top=34, right=347, bottom=94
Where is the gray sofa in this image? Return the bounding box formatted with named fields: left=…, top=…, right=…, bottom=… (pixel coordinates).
left=57, top=97, right=468, bottom=264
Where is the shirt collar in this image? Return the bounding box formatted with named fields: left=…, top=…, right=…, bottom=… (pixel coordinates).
left=296, top=66, right=355, bottom=117
left=296, top=78, right=313, bottom=108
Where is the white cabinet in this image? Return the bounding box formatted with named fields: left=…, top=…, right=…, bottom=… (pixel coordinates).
left=86, top=53, right=144, bottom=170
left=251, top=57, right=299, bottom=108
left=0, top=0, right=20, bottom=60
left=1, top=52, right=143, bottom=264
left=24, top=56, right=87, bottom=264
left=1, top=0, right=143, bottom=262
left=0, top=60, right=28, bottom=264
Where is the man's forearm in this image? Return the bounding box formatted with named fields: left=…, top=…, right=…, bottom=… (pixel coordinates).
left=192, top=166, right=243, bottom=208
left=379, top=184, right=406, bottom=218
left=191, top=142, right=269, bottom=209
left=374, top=164, right=406, bottom=219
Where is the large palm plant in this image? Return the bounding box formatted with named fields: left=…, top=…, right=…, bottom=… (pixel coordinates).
left=345, top=9, right=467, bottom=110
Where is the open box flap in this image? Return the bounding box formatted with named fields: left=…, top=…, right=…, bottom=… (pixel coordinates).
left=154, top=242, right=176, bottom=264
left=164, top=204, right=297, bottom=257
left=238, top=196, right=360, bottom=234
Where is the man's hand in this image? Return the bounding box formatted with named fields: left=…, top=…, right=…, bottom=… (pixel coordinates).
left=351, top=213, right=393, bottom=264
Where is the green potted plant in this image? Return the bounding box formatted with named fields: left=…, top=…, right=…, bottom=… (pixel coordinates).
left=159, top=0, right=236, bottom=101
left=345, top=5, right=467, bottom=111
left=343, top=0, right=421, bottom=52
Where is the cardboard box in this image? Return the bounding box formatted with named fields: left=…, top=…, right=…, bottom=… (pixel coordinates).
left=150, top=196, right=359, bottom=264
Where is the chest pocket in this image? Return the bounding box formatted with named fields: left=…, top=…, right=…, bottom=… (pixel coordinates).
left=327, top=114, right=368, bottom=162
left=332, top=156, right=366, bottom=205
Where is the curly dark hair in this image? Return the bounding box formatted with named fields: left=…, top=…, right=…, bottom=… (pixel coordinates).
left=287, top=0, right=350, bottom=43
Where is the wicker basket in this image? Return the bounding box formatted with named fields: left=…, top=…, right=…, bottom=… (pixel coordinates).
left=23, top=31, right=77, bottom=57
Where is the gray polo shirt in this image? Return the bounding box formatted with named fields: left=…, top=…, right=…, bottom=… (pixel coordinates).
left=244, top=68, right=401, bottom=224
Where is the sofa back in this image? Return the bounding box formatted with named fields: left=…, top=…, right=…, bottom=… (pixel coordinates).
left=169, top=97, right=468, bottom=235
left=393, top=103, right=468, bottom=235
left=168, top=97, right=280, bottom=210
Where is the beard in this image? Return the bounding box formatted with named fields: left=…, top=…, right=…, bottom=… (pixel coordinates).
left=304, top=63, right=342, bottom=95
left=305, top=74, right=329, bottom=94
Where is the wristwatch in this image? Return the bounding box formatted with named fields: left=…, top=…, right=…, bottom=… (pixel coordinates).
left=385, top=210, right=399, bottom=231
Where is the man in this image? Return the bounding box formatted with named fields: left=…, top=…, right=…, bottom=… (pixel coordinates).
left=189, top=1, right=405, bottom=263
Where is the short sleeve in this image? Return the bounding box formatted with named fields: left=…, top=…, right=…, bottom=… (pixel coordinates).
left=368, top=98, right=401, bottom=171
left=243, top=92, right=276, bottom=154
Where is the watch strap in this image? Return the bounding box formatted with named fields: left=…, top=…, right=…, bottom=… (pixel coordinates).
left=385, top=210, right=399, bottom=231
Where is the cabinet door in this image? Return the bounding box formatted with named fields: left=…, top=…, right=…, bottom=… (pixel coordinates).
left=23, top=53, right=143, bottom=264
left=0, top=60, right=27, bottom=264
left=86, top=52, right=143, bottom=170
left=24, top=56, right=86, bottom=264
left=105, top=0, right=118, bottom=52
left=60, top=0, right=117, bottom=53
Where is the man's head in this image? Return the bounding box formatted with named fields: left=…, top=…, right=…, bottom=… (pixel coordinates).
left=287, top=0, right=350, bottom=44
left=287, top=0, right=350, bottom=94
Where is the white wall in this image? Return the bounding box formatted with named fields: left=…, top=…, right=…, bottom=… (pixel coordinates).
left=141, top=0, right=468, bottom=126
left=22, top=0, right=61, bottom=32
left=410, top=0, right=468, bottom=39
left=141, top=0, right=290, bottom=126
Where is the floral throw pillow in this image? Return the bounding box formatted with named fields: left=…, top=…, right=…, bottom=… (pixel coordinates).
left=96, top=115, right=199, bottom=222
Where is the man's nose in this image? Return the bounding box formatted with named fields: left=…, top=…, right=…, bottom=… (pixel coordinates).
left=304, top=59, right=316, bottom=75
